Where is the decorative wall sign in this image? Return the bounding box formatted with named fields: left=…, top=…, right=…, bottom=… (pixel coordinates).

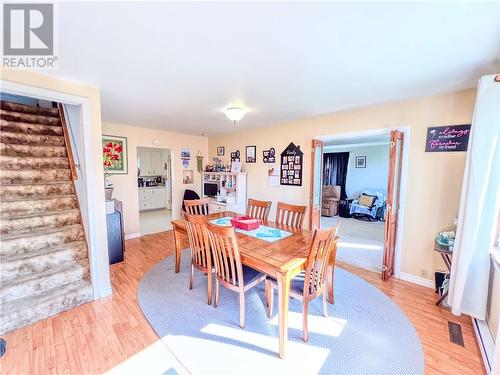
left=425, top=124, right=471, bottom=152
left=262, top=147, right=276, bottom=163
left=280, top=142, right=303, bottom=186
left=217, top=146, right=225, bottom=156
left=180, top=148, right=191, bottom=159
left=102, top=135, right=128, bottom=174
left=230, top=150, right=240, bottom=162
left=246, top=146, right=256, bottom=163
left=355, top=156, right=366, bottom=168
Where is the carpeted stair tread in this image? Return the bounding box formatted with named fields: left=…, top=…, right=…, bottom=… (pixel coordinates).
left=1, top=192, right=76, bottom=203
left=0, top=169, right=72, bottom=184
left=1, top=247, right=89, bottom=281
left=0, top=263, right=89, bottom=302
left=0, top=109, right=61, bottom=126
left=0, top=155, right=69, bottom=170
left=0, top=100, right=60, bottom=117
left=0, top=208, right=81, bottom=235
left=0, top=131, right=64, bottom=146
left=0, top=206, right=79, bottom=220
left=0, top=224, right=85, bottom=258
left=0, top=119, right=63, bottom=136
left=0, top=143, right=67, bottom=157
left=1, top=195, right=77, bottom=216
left=0, top=280, right=93, bottom=335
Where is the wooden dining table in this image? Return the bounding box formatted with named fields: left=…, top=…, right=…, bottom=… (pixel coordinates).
left=171, top=211, right=339, bottom=358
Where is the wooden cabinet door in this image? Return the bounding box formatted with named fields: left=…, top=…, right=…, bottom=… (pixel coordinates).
left=151, top=188, right=167, bottom=209
left=383, top=130, right=404, bottom=280
left=309, top=139, right=324, bottom=230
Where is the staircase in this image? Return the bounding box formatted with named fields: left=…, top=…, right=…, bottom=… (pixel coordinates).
left=0, top=100, right=93, bottom=335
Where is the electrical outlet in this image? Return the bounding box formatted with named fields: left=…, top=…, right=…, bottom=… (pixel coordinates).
left=420, top=270, right=428, bottom=279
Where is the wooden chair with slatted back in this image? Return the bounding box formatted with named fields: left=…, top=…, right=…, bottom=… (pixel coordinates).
left=246, top=198, right=272, bottom=221
left=184, top=198, right=210, bottom=215
left=265, top=224, right=339, bottom=342
left=205, top=221, right=266, bottom=328
left=275, top=201, right=307, bottom=228
left=183, top=212, right=214, bottom=304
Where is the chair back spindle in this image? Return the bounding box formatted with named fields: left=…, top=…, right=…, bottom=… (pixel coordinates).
left=184, top=198, right=210, bottom=215
left=246, top=199, right=272, bottom=221
left=275, top=202, right=307, bottom=228
left=183, top=212, right=211, bottom=270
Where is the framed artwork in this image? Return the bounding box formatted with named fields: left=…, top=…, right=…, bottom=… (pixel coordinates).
left=262, top=147, right=276, bottom=163
left=246, top=145, right=256, bottom=163
left=355, top=156, right=366, bottom=168
left=280, top=142, right=303, bottom=186
left=231, top=150, right=240, bottom=162
left=217, top=146, right=225, bottom=156
left=180, top=148, right=191, bottom=160
left=102, top=135, right=128, bottom=174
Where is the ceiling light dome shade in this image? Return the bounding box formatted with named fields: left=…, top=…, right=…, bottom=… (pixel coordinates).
left=224, top=107, right=246, bottom=124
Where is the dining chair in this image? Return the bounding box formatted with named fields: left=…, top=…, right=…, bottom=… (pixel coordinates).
left=184, top=198, right=210, bottom=215
left=183, top=212, right=214, bottom=304
left=265, top=224, right=339, bottom=342
left=246, top=198, right=272, bottom=221
left=275, top=201, right=307, bottom=228
left=205, top=220, right=266, bottom=328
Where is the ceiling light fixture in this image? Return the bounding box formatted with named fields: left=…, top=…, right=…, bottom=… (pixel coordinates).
left=224, top=107, right=246, bottom=125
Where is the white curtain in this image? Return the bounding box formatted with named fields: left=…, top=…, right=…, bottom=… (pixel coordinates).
left=448, top=75, right=500, bottom=319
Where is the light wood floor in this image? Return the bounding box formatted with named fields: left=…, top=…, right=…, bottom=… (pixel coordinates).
left=0, top=231, right=485, bottom=374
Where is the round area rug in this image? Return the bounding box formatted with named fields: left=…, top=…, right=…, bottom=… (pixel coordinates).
left=138, top=250, right=424, bottom=375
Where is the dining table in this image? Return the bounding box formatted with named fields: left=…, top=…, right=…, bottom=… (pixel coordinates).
left=171, top=211, right=339, bottom=359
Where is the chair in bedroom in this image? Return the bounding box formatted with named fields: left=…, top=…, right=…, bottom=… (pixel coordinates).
left=265, top=225, right=339, bottom=342
left=349, top=189, right=386, bottom=221
left=321, top=185, right=341, bottom=217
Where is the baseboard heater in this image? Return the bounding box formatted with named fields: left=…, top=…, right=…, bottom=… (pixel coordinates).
left=472, top=318, right=495, bottom=374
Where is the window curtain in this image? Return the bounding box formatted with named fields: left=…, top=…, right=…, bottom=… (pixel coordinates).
left=448, top=75, right=500, bottom=320
left=323, top=152, right=349, bottom=199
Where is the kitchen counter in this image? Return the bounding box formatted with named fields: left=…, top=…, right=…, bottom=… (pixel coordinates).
left=138, top=185, right=166, bottom=189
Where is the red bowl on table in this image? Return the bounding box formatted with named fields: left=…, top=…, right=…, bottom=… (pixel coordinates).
left=230, top=216, right=261, bottom=231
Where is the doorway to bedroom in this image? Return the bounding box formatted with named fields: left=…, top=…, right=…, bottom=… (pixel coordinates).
left=310, top=128, right=407, bottom=280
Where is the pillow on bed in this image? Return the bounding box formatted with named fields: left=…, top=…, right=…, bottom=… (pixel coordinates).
left=358, top=194, right=377, bottom=207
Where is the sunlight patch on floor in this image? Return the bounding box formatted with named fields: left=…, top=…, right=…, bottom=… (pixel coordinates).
left=105, top=340, right=187, bottom=375
left=339, top=241, right=383, bottom=251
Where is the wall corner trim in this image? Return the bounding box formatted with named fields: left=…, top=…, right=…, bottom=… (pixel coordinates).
left=398, top=272, right=435, bottom=289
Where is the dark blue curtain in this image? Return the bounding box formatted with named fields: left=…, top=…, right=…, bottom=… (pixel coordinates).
left=323, top=152, right=349, bottom=199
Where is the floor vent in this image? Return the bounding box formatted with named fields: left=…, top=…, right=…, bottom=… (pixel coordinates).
left=448, top=321, right=464, bottom=346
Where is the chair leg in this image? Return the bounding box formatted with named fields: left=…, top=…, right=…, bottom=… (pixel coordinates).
left=265, top=279, right=274, bottom=318
left=207, top=271, right=212, bottom=305
left=303, top=301, right=309, bottom=342
left=189, top=264, right=194, bottom=290
left=323, top=288, right=328, bottom=318
left=239, top=291, right=245, bottom=329
left=214, top=278, right=219, bottom=308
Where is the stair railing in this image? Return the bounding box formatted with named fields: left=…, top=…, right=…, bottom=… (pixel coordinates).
left=58, top=103, right=79, bottom=180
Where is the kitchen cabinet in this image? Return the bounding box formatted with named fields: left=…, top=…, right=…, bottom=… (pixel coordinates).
left=138, top=187, right=167, bottom=211
left=139, top=150, right=165, bottom=176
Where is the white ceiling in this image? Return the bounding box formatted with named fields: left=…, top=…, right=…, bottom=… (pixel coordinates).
left=48, top=2, right=500, bottom=135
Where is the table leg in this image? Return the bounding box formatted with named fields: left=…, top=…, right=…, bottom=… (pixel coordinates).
left=173, top=225, right=182, bottom=273
left=277, top=273, right=290, bottom=359
left=327, top=242, right=337, bottom=304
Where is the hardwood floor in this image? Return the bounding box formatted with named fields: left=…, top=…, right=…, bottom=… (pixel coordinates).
left=0, top=230, right=485, bottom=374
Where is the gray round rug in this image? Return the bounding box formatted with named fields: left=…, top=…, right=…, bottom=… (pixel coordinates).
left=138, top=250, right=424, bottom=375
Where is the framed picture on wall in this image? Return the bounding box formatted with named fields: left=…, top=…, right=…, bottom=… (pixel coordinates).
left=102, top=135, right=128, bottom=174
left=246, top=145, right=256, bottom=163
left=355, top=156, right=366, bottom=168
left=217, top=146, right=225, bottom=156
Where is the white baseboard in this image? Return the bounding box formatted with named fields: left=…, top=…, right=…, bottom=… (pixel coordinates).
left=125, top=232, right=141, bottom=240
left=93, top=283, right=112, bottom=299
left=398, top=272, right=434, bottom=289
left=473, top=318, right=494, bottom=374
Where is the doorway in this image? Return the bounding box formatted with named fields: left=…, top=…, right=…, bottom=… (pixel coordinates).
left=310, top=128, right=408, bottom=279
left=137, top=146, right=173, bottom=235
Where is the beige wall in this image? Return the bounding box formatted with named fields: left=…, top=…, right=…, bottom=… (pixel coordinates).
left=208, top=89, right=477, bottom=281
left=102, top=122, right=208, bottom=236
left=1, top=68, right=111, bottom=297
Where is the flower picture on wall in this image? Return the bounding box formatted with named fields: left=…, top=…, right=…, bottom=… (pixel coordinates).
left=102, top=135, right=128, bottom=174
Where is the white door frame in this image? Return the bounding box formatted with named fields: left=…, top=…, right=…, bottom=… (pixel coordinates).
left=1, top=80, right=112, bottom=298
left=315, top=126, right=411, bottom=279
